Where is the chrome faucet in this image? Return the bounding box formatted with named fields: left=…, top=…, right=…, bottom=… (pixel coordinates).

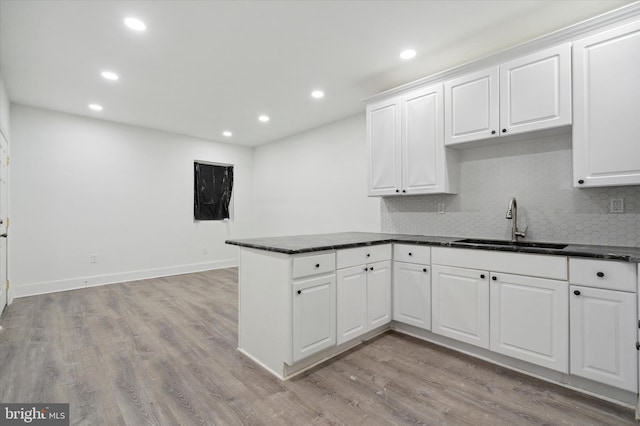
left=506, top=197, right=527, bottom=242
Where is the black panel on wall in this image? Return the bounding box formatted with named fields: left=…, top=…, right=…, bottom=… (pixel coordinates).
left=194, top=162, right=234, bottom=220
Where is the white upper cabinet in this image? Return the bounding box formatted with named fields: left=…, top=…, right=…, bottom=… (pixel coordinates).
left=445, top=44, right=571, bottom=146
left=367, top=85, right=457, bottom=196
left=573, top=21, right=640, bottom=187
left=367, top=97, right=402, bottom=196
left=444, top=67, right=499, bottom=145
left=500, top=44, right=571, bottom=135
left=402, top=84, right=457, bottom=195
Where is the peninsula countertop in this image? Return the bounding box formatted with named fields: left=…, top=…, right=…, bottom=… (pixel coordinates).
left=225, top=232, right=640, bottom=262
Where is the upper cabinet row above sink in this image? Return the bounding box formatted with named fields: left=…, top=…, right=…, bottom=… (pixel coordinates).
left=366, top=15, right=640, bottom=195
left=445, top=44, right=571, bottom=146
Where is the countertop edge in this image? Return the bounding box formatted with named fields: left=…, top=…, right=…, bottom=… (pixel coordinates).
left=225, top=236, right=640, bottom=262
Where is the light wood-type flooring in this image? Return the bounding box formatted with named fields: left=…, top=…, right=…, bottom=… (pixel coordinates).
left=0, top=268, right=637, bottom=425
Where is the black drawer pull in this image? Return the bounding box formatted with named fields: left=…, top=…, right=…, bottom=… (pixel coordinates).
left=297, top=290, right=302, bottom=295
left=596, top=271, right=604, bottom=278
left=408, top=252, right=413, bottom=256
left=315, top=263, right=320, bottom=268
left=492, top=276, right=497, bottom=281
left=574, top=290, right=581, bottom=296
left=423, top=268, right=427, bottom=273
left=480, top=274, right=485, bottom=279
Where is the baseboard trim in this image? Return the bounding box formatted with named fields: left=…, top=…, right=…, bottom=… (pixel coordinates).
left=11, top=259, right=238, bottom=299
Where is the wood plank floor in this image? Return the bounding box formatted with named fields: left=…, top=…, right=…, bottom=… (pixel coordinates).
left=0, top=268, right=636, bottom=425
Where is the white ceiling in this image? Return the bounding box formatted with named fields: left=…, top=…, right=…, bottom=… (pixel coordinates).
left=0, top=0, right=633, bottom=147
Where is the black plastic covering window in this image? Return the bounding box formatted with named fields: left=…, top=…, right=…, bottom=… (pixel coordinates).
left=194, top=162, right=234, bottom=220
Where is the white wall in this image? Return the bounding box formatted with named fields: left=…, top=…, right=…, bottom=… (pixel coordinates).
left=250, top=114, right=380, bottom=237
left=10, top=105, right=253, bottom=297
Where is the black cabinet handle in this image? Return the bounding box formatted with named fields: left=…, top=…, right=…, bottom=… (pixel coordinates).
left=578, top=179, right=584, bottom=184
left=297, top=290, right=302, bottom=295
left=408, top=252, right=413, bottom=256
left=491, top=130, right=496, bottom=135
left=370, top=266, right=374, bottom=271
left=423, top=268, right=427, bottom=273
left=315, top=263, right=320, bottom=268
left=366, top=253, right=370, bottom=258
left=574, top=290, right=581, bottom=296
left=492, top=276, right=497, bottom=281
left=364, top=267, right=368, bottom=272
left=502, top=129, right=507, bottom=133
left=480, top=274, right=485, bottom=279
left=596, top=272, right=604, bottom=278
left=402, top=190, right=406, bottom=193
left=395, top=189, right=400, bottom=193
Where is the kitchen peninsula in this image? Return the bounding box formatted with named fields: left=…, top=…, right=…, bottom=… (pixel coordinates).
left=227, top=232, right=640, bottom=416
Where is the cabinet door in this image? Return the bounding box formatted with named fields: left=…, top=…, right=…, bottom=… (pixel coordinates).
left=432, top=265, right=490, bottom=348
left=336, top=265, right=368, bottom=345
left=401, top=84, right=452, bottom=194
left=367, top=97, right=402, bottom=196
left=393, top=261, right=431, bottom=330
left=444, top=67, right=499, bottom=145
left=570, top=285, right=637, bottom=392
left=500, top=44, right=571, bottom=136
left=573, top=21, right=640, bottom=187
left=490, top=273, right=568, bottom=372
left=292, top=274, right=336, bottom=362
left=367, top=260, right=392, bottom=329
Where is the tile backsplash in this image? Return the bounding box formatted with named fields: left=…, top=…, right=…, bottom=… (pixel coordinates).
left=381, top=131, right=640, bottom=247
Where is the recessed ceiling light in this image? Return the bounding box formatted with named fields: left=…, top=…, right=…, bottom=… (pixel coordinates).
left=311, top=90, right=325, bottom=99
left=258, top=115, right=270, bottom=123
left=400, top=49, right=417, bottom=60
left=101, top=71, right=119, bottom=81
left=89, top=104, right=103, bottom=111
left=222, top=131, right=233, bottom=137
left=124, top=17, right=146, bottom=31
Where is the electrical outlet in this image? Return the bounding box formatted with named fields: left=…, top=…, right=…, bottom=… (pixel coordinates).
left=609, top=198, right=624, bottom=214
left=437, top=202, right=445, bottom=214
left=90, top=253, right=98, bottom=263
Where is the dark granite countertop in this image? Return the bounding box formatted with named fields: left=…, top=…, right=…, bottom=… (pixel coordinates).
left=225, top=232, right=640, bottom=262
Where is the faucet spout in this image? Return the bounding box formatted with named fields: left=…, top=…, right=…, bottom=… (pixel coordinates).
left=506, top=197, right=526, bottom=242
left=506, top=198, right=515, bottom=220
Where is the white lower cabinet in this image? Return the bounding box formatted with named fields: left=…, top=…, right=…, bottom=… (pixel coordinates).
left=336, top=265, right=367, bottom=344
left=292, top=274, right=337, bottom=363
left=393, top=261, right=431, bottom=330
left=431, top=264, right=490, bottom=348
left=337, top=260, right=391, bottom=345
left=490, top=273, right=568, bottom=372
left=570, top=285, right=637, bottom=392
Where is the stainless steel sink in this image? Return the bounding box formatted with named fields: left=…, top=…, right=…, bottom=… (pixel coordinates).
left=453, top=238, right=568, bottom=250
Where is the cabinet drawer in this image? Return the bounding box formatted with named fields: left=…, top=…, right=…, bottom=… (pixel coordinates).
left=569, top=258, right=636, bottom=292
left=292, top=252, right=336, bottom=279
left=432, top=247, right=567, bottom=280
left=394, top=244, right=430, bottom=264
left=337, top=244, right=391, bottom=269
